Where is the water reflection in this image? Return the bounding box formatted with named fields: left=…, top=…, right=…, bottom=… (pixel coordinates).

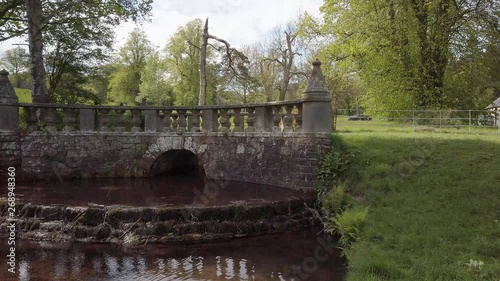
left=12, top=176, right=310, bottom=207
left=0, top=230, right=345, bottom=281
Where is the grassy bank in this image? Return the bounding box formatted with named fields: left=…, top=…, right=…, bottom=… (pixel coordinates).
left=323, top=130, right=500, bottom=280
left=15, top=87, right=32, bottom=103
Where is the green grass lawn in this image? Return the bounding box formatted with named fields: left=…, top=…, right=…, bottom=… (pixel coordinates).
left=14, top=87, right=32, bottom=103
left=330, top=130, right=500, bottom=280
left=336, top=115, right=500, bottom=136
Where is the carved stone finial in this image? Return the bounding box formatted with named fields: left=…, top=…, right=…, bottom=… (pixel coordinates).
left=302, top=59, right=330, bottom=102
left=0, top=69, right=19, bottom=104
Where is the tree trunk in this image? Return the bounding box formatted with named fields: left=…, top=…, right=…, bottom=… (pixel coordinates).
left=25, top=0, right=48, bottom=103
left=198, top=18, right=208, bottom=106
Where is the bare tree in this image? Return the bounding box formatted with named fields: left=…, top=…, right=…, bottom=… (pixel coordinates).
left=194, top=18, right=242, bottom=105
left=265, top=23, right=308, bottom=101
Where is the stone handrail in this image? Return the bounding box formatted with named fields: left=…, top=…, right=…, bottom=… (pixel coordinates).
left=0, top=60, right=332, bottom=134
left=1, top=101, right=303, bottom=133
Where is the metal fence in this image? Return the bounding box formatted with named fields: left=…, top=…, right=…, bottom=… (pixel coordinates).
left=335, top=109, right=500, bottom=134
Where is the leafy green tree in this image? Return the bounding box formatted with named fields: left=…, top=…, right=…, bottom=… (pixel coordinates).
left=0, top=0, right=153, bottom=103
left=108, top=28, right=155, bottom=105
left=303, top=0, right=499, bottom=111
left=86, top=63, right=118, bottom=102
left=137, top=52, right=174, bottom=105
left=164, top=19, right=218, bottom=106
left=0, top=46, right=30, bottom=88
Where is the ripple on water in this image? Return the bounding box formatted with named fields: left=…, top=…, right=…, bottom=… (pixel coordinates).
left=0, top=230, right=345, bottom=281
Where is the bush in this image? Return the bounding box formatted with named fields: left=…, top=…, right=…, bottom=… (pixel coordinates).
left=321, top=183, right=346, bottom=216
left=327, top=206, right=369, bottom=249
left=317, top=134, right=356, bottom=195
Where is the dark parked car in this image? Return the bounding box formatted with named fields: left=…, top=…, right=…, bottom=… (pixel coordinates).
left=347, top=114, right=372, bottom=121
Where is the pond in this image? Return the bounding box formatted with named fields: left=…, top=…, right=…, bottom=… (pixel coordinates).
left=0, top=230, right=345, bottom=281
left=14, top=175, right=311, bottom=207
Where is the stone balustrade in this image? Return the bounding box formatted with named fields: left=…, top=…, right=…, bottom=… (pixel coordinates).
left=4, top=101, right=303, bottom=134
left=0, top=60, right=331, bottom=134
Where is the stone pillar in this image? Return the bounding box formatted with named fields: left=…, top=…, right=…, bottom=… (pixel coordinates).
left=144, top=109, right=157, bottom=132
left=254, top=106, right=273, bottom=132
left=79, top=108, right=95, bottom=131
left=202, top=108, right=218, bottom=132
left=301, top=60, right=332, bottom=133
left=0, top=70, right=19, bottom=131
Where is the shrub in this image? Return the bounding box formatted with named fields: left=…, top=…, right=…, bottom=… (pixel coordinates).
left=327, top=206, right=369, bottom=249
left=317, top=134, right=356, bottom=195
left=321, top=183, right=346, bottom=216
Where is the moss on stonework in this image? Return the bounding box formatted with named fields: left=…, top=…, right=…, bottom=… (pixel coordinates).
left=0, top=194, right=318, bottom=244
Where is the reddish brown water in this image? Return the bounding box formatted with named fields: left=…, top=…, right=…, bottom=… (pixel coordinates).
left=0, top=230, right=345, bottom=281
left=13, top=176, right=311, bottom=207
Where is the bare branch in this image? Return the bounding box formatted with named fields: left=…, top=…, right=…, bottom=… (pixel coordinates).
left=263, top=57, right=285, bottom=67
left=290, top=71, right=308, bottom=78
left=186, top=39, right=201, bottom=50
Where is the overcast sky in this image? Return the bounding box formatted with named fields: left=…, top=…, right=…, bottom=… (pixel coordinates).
left=0, top=0, right=323, bottom=57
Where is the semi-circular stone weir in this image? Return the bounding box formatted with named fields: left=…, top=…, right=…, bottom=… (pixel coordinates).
left=0, top=177, right=318, bottom=244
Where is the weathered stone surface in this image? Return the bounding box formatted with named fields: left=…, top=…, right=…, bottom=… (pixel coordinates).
left=0, top=131, right=331, bottom=190
left=0, top=197, right=319, bottom=244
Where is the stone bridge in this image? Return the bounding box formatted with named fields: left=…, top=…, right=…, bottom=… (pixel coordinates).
left=0, top=61, right=332, bottom=190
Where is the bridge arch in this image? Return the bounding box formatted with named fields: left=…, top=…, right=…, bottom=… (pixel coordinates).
left=149, top=149, right=205, bottom=178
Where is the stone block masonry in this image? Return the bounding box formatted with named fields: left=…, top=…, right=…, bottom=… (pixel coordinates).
left=0, top=131, right=331, bottom=190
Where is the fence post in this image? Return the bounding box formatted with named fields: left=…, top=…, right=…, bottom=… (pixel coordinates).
left=412, top=110, right=415, bottom=129
left=0, top=69, right=20, bottom=131
left=439, top=110, right=442, bottom=128
left=468, top=110, right=471, bottom=133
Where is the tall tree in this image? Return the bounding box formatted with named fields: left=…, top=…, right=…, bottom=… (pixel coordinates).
left=164, top=19, right=217, bottom=106
left=308, top=0, right=499, bottom=110
left=218, top=45, right=261, bottom=104
left=0, top=46, right=30, bottom=88
left=25, top=0, right=48, bottom=103
left=196, top=18, right=245, bottom=105
left=137, top=52, right=174, bottom=105
left=265, top=22, right=308, bottom=101
left=1, top=0, right=153, bottom=103
left=108, top=28, right=154, bottom=105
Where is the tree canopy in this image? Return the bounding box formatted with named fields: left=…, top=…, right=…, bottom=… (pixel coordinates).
left=301, top=0, right=500, bottom=111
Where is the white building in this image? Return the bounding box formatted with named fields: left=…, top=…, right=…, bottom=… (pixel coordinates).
left=486, top=97, right=500, bottom=126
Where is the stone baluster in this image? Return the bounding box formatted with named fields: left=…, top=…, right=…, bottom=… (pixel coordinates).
left=190, top=109, right=201, bottom=132
left=156, top=110, right=164, bottom=132
left=98, top=109, right=110, bottom=131
left=163, top=110, right=172, bottom=132
left=45, top=107, right=58, bottom=132
left=272, top=105, right=282, bottom=133
left=177, top=110, right=187, bottom=132
left=219, top=109, right=230, bottom=133
left=62, top=108, right=75, bottom=131
left=171, top=112, right=179, bottom=131
left=283, top=105, right=294, bottom=133
left=295, top=103, right=302, bottom=132
left=233, top=108, right=243, bottom=132
left=246, top=107, right=255, bottom=132
left=131, top=109, right=142, bottom=132
left=114, top=109, right=126, bottom=132
left=27, top=106, right=39, bottom=131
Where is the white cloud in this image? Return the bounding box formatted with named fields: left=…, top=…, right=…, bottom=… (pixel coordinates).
left=0, top=0, right=323, bottom=59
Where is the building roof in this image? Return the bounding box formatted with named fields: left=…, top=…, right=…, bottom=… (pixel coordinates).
left=486, top=96, right=500, bottom=109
